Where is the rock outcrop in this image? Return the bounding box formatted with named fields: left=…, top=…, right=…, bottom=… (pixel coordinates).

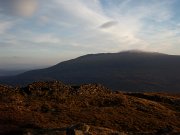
left=0, top=81, right=180, bottom=135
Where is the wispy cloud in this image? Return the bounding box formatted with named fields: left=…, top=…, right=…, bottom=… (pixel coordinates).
left=100, top=21, right=118, bottom=29
left=0, top=0, right=179, bottom=69
left=0, top=21, right=13, bottom=34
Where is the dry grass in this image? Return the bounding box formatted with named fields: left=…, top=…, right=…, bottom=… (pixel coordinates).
left=0, top=81, right=180, bottom=134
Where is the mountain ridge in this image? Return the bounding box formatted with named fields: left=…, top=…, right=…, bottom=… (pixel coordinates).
left=1, top=51, right=180, bottom=92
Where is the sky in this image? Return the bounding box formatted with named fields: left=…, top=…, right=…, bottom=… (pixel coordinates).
left=0, top=0, right=180, bottom=70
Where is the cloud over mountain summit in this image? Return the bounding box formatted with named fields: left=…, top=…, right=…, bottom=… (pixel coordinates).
left=0, top=0, right=180, bottom=69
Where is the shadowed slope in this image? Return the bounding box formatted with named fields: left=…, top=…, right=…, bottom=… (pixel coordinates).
left=1, top=51, right=180, bottom=92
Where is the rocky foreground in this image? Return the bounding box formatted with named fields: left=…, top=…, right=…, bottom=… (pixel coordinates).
left=0, top=81, right=180, bottom=135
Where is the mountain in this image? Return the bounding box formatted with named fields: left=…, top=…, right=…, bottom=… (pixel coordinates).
left=0, top=69, right=27, bottom=76
left=0, top=81, right=180, bottom=134
left=1, top=51, right=180, bottom=92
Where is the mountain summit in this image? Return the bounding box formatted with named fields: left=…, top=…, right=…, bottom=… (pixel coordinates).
left=1, top=51, right=180, bottom=92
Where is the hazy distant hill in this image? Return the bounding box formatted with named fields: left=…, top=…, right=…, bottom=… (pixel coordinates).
left=1, top=51, right=180, bottom=92
left=0, top=69, right=26, bottom=76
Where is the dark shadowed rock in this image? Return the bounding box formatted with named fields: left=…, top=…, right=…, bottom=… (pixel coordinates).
left=66, top=123, right=90, bottom=135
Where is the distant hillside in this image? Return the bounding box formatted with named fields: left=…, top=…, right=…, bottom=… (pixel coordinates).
left=0, top=69, right=26, bottom=76
left=1, top=51, right=180, bottom=92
